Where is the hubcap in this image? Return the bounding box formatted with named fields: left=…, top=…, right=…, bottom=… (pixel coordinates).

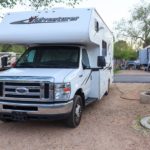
left=75, top=104, right=81, bottom=118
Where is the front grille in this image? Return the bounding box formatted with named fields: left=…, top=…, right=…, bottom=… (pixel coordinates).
left=5, top=82, right=40, bottom=86
left=0, top=81, right=54, bottom=102
left=44, top=83, right=49, bottom=99
left=5, top=94, right=40, bottom=98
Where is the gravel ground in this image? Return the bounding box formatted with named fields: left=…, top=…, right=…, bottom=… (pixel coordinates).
left=0, top=83, right=150, bottom=150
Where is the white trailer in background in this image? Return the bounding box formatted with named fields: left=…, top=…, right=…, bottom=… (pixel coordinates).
left=0, top=8, right=113, bottom=127
left=147, top=46, right=150, bottom=71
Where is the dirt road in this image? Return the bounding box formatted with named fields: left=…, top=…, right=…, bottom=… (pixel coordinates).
left=0, top=83, right=150, bottom=150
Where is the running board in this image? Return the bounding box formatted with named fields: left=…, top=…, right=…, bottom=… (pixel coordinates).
left=85, top=97, right=98, bottom=106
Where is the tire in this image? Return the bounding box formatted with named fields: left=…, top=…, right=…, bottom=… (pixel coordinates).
left=105, top=80, right=110, bottom=96
left=66, top=95, right=83, bottom=128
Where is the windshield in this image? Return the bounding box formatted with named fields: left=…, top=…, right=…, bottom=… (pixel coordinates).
left=16, top=46, right=80, bottom=68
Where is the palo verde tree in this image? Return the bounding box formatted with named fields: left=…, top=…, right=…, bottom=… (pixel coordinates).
left=116, top=1, right=150, bottom=48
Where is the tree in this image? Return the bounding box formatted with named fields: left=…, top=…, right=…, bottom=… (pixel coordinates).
left=114, top=40, right=137, bottom=60
left=0, top=0, right=82, bottom=9
left=28, top=0, right=82, bottom=9
left=116, top=1, right=150, bottom=47
left=0, top=44, right=12, bottom=52
left=0, top=0, right=17, bottom=8
left=0, top=44, right=25, bottom=54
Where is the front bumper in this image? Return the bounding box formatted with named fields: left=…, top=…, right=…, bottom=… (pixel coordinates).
left=0, top=100, right=73, bottom=119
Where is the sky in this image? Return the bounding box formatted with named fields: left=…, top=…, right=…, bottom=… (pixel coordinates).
left=79, top=0, right=150, bottom=31
left=79, top=0, right=139, bottom=30
left=0, top=0, right=149, bottom=30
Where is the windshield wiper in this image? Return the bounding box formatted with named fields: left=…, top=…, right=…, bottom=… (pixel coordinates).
left=37, top=64, right=77, bottom=68
left=38, top=63, right=58, bottom=67
left=15, top=66, right=36, bottom=68
left=15, top=64, right=36, bottom=68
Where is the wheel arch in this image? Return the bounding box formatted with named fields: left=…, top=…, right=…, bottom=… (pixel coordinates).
left=75, top=88, right=85, bottom=107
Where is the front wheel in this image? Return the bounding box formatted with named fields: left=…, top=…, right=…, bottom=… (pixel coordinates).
left=66, top=95, right=83, bottom=128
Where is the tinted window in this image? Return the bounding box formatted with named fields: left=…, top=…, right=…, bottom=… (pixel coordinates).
left=16, top=46, right=80, bottom=68
left=82, top=49, right=90, bottom=68
left=17, top=49, right=36, bottom=65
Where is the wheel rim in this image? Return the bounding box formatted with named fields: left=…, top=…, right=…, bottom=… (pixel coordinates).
left=75, top=102, right=82, bottom=123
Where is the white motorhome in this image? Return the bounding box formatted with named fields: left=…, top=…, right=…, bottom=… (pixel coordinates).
left=0, top=8, right=113, bottom=127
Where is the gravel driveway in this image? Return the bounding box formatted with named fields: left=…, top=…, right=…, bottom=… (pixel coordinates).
left=0, top=83, right=150, bottom=150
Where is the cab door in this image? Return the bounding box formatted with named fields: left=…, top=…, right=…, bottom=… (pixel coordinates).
left=81, top=49, right=91, bottom=99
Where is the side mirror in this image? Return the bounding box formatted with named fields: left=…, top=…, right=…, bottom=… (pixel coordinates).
left=1, top=56, right=8, bottom=68
left=97, top=56, right=106, bottom=68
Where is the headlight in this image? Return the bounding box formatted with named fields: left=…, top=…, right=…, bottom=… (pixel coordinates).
left=55, top=83, right=71, bottom=101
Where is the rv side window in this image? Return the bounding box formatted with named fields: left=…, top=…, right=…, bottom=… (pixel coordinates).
left=82, top=49, right=90, bottom=68
left=95, top=20, right=99, bottom=32
left=102, top=40, right=107, bottom=56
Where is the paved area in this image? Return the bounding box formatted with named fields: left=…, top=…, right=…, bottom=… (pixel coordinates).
left=0, top=83, right=150, bottom=150
left=114, top=70, right=150, bottom=83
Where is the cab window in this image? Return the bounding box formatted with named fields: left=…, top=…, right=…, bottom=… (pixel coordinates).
left=82, top=49, right=90, bottom=68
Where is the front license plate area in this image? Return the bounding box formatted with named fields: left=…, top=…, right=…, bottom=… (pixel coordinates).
left=11, top=111, right=28, bottom=121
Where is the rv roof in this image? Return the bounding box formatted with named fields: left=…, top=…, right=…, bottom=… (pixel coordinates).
left=0, top=8, right=94, bottom=45
left=0, top=8, right=112, bottom=45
